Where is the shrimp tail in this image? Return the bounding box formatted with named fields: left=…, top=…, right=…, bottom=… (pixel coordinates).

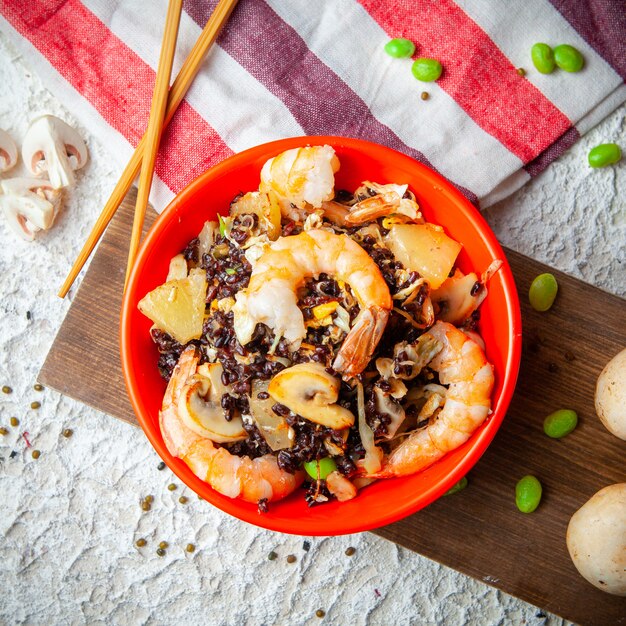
left=332, top=305, right=389, bottom=379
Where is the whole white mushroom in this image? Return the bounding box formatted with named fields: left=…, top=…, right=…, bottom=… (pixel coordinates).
left=595, top=347, right=626, bottom=440
left=566, top=483, right=626, bottom=596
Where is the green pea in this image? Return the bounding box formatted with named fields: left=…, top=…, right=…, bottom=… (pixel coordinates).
left=553, top=44, right=584, bottom=72
left=588, top=143, right=621, bottom=168
left=444, top=476, right=468, bottom=496
left=384, top=38, right=415, bottom=59
left=515, top=475, right=542, bottom=513
left=543, top=409, right=578, bottom=438
left=531, top=43, right=555, bottom=74
left=411, top=58, right=443, bottom=82
left=529, top=273, right=558, bottom=312
left=303, top=457, right=337, bottom=480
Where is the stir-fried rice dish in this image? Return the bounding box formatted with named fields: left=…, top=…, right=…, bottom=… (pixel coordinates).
left=138, top=145, right=500, bottom=510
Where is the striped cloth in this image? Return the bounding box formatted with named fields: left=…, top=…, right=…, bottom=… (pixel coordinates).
left=1, top=0, right=624, bottom=211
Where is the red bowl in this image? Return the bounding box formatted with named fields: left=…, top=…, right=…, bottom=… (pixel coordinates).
left=121, top=136, right=522, bottom=535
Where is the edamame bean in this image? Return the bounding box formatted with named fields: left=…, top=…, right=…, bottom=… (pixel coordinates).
left=384, top=38, right=415, bottom=59
left=543, top=409, right=578, bottom=438
left=588, top=143, right=622, bottom=168
left=411, top=58, right=443, bottom=82
left=531, top=43, right=555, bottom=74
left=553, top=44, right=584, bottom=72
left=304, top=457, right=337, bottom=480
left=444, top=476, right=468, bottom=495
left=515, top=475, right=542, bottom=513
left=529, top=273, right=558, bottom=311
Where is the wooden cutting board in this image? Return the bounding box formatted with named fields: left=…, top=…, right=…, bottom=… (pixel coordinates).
left=39, top=190, right=625, bottom=625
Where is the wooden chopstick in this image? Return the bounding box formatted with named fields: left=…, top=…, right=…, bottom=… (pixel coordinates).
left=125, top=0, right=183, bottom=290
left=58, top=0, right=240, bottom=299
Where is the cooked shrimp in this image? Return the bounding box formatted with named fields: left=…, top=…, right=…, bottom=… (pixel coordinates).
left=160, top=346, right=304, bottom=503
left=260, top=145, right=339, bottom=213
left=232, top=229, right=392, bottom=378
left=344, top=182, right=422, bottom=226
left=367, top=321, right=494, bottom=478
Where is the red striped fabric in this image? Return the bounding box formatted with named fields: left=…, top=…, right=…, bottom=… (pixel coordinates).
left=357, top=0, right=573, bottom=163
left=0, top=0, right=623, bottom=208
left=0, top=0, right=233, bottom=193
left=185, top=0, right=478, bottom=198
left=549, top=0, right=626, bottom=80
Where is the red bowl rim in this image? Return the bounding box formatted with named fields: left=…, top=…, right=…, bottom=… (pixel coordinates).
left=120, top=135, right=522, bottom=535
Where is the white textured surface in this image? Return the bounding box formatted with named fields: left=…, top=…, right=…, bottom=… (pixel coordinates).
left=0, top=30, right=624, bottom=625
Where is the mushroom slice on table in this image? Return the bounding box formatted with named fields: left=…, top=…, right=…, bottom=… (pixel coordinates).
left=0, top=129, right=18, bottom=172
left=0, top=177, right=62, bottom=241
left=21, top=115, right=88, bottom=189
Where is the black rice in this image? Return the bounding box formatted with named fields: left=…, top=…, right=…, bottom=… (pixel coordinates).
left=148, top=187, right=463, bottom=505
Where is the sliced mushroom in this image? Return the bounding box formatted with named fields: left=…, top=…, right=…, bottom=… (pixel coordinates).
left=0, top=178, right=62, bottom=241
left=323, top=430, right=347, bottom=457
left=21, top=115, right=88, bottom=189
left=268, top=362, right=355, bottom=429
left=177, top=362, right=246, bottom=442
left=432, top=269, right=486, bottom=325
left=0, top=129, right=18, bottom=172
left=373, top=379, right=408, bottom=439
left=248, top=380, right=294, bottom=451
left=326, top=471, right=357, bottom=502
left=377, top=335, right=442, bottom=381
left=404, top=384, right=448, bottom=424
left=375, top=357, right=395, bottom=379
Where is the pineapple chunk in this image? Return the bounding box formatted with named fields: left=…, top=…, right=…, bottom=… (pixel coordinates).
left=383, top=223, right=461, bottom=289
left=230, top=191, right=281, bottom=240
left=138, top=268, right=207, bottom=344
